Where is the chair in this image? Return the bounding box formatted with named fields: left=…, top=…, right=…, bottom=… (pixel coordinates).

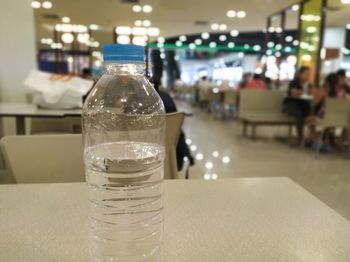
left=222, top=90, right=238, bottom=118
left=0, top=134, right=84, bottom=183
left=0, top=112, right=185, bottom=183
left=315, top=98, right=350, bottom=158
left=239, top=89, right=295, bottom=140
left=164, top=112, right=185, bottom=179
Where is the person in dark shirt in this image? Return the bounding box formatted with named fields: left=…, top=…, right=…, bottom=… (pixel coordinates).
left=153, top=78, right=194, bottom=171
left=337, top=69, right=350, bottom=96
left=283, top=66, right=312, bottom=146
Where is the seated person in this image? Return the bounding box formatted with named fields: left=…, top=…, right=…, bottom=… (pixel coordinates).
left=247, top=74, right=267, bottom=90
left=283, top=66, right=313, bottom=146
left=152, top=78, right=194, bottom=171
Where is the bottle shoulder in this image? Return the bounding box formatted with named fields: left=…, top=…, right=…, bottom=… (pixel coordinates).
left=83, top=73, right=165, bottom=115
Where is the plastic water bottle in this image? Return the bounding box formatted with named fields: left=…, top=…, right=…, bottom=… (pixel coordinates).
left=82, top=44, right=166, bottom=261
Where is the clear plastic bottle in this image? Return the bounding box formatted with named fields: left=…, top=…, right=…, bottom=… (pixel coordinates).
left=82, top=44, right=165, bottom=261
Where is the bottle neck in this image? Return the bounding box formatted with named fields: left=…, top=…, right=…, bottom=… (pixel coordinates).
left=104, top=62, right=144, bottom=75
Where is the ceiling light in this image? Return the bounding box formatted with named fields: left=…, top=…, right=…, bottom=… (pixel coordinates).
left=185, top=139, right=192, bottom=145
left=268, top=27, right=275, bottom=33
left=211, top=174, right=218, bottom=180
left=132, top=36, right=147, bottom=46
left=143, top=20, right=151, bottom=27
left=51, top=43, right=62, bottom=49
left=116, top=26, right=131, bottom=35
left=62, top=17, right=71, bottom=23
left=222, top=156, right=231, bottom=164
left=219, top=24, right=227, bottom=31
left=211, top=23, right=219, bottom=30
left=157, top=37, right=165, bottom=43
left=31, top=1, right=41, bottom=9
left=209, top=42, right=217, bottom=48
left=143, top=5, right=153, bottom=13
left=157, top=43, right=164, bottom=48
left=74, top=25, right=87, bottom=33
left=116, top=35, right=130, bottom=44
left=227, top=10, right=236, bottom=18
left=205, top=162, right=214, bottom=169
left=293, top=40, right=299, bottom=46
left=195, top=153, right=204, bottom=161
left=342, top=0, right=350, bottom=3
left=212, top=151, right=219, bottom=157
left=253, top=45, right=261, bottom=51
left=195, top=39, right=202, bottom=45
left=204, top=174, right=211, bottom=180
left=133, top=27, right=147, bottom=35
left=190, top=145, right=197, bottom=151
left=77, top=33, right=90, bottom=43
left=230, top=30, right=239, bottom=37
left=201, top=32, right=210, bottom=39
left=132, top=5, right=142, bottom=12
left=285, top=46, right=292, bottom=52
left=267, top=41, right=275, bottom=48
left=219, top=35, right=227, bottom=41
left=40, top=38, right=47, bottom=44
left=147, top=27, right=160, bottom=36
left=92, top=41, right=100, bottom=48
left=275, top=51, right=282, bottom=57
left=244, top=44, right=250, bottom=49
left=189, top=43, right=196, bottom=50
left=275, top=27, right=283, bottom=33
left=302, top=54, right=312, bottom=61
left=306, top=26, right=317, bottom=33
left=300, top=41, right=309, bottom=49
left=160, top=53, right=166, bottom=59
left=89, top=24, right=99, bottom=30
left=42, top=1, right=52, bottom=9
left=238, top=52, right=244, bottom=58
left=134, top=20, right=142, bottom=26
left=285, top=35, right=293, bottom=42
left=275, top=44, right=282, bottom=50
left=237, top=11, right=246, bottom=18
left=266, top=50, right=273, bottom=56
left=179, top=35, right=187, bottom=42
left=292, top=4, right=299, bottom=11
left=228, top=42, right=235, bottom=48
left=61, top=33, right=74, bottom=44
left=175, top=41, right=183, bottom=47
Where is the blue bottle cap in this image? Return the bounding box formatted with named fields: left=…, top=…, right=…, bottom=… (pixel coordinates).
left=103, top=44, right=145, bottom=63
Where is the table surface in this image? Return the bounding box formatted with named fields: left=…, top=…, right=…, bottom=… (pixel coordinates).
left=0, top=103, right=81, bottom=117
left=1, top=178, right=350, bottom=262
left=0, top=102, right=192, bottom=117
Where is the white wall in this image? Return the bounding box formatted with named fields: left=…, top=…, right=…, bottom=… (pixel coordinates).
left=323, top=27, right=346, bottom=74
left=0, top=0, right=36, bottom=102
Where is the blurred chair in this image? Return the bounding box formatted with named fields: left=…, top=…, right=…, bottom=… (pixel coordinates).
left=164, top=112, right=185, bottom=179
left=0, top=134, right=84, bottom=183
left=30, top=117, right=81, bottom=134
left=239, top=89, right=295, bottom=140
left=315, top=98, right=350, bottom=158
left=222, top=90, right=238, bottom=118
left=0, top=112, right=184, bottom=183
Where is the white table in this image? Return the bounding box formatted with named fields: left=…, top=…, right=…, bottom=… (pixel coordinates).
left=0, top=103, right=82, bottom=135
left=1, top=178, right=350, bottom=261
left=0, top=103, right=192, bottom=135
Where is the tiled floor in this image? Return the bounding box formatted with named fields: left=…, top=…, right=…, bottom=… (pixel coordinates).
left=177, top=100, right=350, bottom=221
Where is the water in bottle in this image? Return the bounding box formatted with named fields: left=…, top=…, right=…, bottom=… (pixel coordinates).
left=82, top=44, right=166, bottom=261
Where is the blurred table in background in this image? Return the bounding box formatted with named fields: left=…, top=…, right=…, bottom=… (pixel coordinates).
left=0, top=103, right=81, bottom=135
left=1, top=178, right=350, bottom=261
left=0, top=103, right=192, bottom=135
